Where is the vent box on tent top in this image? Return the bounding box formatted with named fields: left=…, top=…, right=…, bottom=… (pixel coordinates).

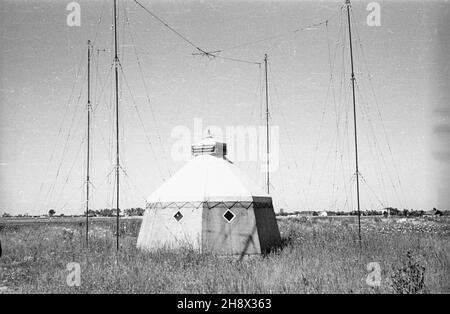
left=191, top=137, right=227, bottom=159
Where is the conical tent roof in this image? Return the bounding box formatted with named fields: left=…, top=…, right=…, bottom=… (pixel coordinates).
left=148, top=151, right=269, bottom=204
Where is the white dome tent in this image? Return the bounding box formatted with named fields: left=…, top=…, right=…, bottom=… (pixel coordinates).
left=137, top=135, right=281, bottom=255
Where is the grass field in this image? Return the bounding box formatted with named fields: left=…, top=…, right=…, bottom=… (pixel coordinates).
left=0, top=216, right=449, bottom=294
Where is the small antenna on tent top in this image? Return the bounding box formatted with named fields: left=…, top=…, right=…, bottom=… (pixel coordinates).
left=206, top=129, right=214, bottom=138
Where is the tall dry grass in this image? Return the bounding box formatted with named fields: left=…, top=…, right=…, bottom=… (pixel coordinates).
left=0, top=217, right=449, bottom=293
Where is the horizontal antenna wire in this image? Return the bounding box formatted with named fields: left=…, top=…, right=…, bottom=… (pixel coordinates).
left=134, top=0, right=340, bottom=66
left=133, top=0, right=208, bottom=55
left=133, top=0, right=260, bottom=65
left=192, top=53, right=261, bottom=65
left=210, top=5, right=343, bottom=55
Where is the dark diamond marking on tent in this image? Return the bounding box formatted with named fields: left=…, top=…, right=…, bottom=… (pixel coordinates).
left=223, top=210, right=236, bottom=223
left=174, top=211, right=183, bottom=222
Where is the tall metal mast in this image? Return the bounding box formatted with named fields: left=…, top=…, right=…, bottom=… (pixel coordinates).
left=346, top=0, right=362, bottom=243
left=113, top=0, right=120, bottom=251
left=86, top=40, right=92, bottom=247
left=264, top=54, right=270, bottom=195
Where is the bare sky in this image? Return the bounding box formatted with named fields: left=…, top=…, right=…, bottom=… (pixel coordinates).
left=1, top=0, right=449, bottom=215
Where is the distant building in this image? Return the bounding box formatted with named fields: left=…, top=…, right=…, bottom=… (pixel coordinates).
left=383, top=207, right=400, bottom=216
left=297, top=211, right=316, bottom=216
left=111, top=209, right=125, bottom=217
left=425, top=208, right=443, bottom=216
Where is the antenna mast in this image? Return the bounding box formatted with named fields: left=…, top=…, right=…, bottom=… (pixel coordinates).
left=113, top=0, right=120, bottom=251
left=264, top=54, right=270, bottom=195
left=346, top=0, right=362, bottom=243
left=86, top=40, right=92, bottom=247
